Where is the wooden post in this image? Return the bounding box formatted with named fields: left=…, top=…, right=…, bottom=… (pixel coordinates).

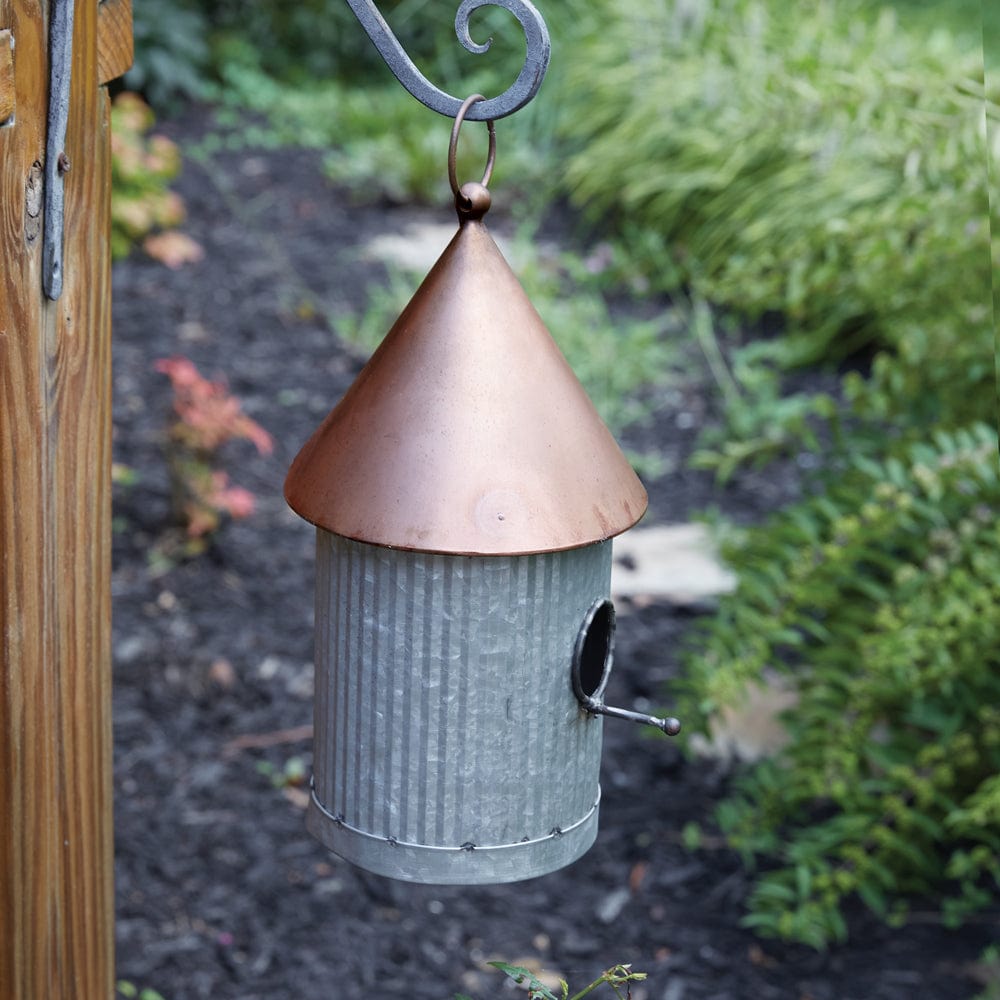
left=1, top=2, right=131, bottom=998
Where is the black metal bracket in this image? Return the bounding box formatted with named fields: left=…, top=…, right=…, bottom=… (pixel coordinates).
left=43, top=0, right=75, bottom=300
left=347, top=0, right=550, bottom=121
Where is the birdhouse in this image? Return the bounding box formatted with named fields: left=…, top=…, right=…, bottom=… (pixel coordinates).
left=285, top=108, right=678, bottom=884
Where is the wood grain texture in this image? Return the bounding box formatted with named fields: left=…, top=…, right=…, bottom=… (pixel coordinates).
left=0, top=30, right=13, bottom=124
left=0, top=0, right=116, bottom=996
left=97, top=0, right=132, bottom=85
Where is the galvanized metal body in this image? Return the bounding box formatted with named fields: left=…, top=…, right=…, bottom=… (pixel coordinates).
left=308, top=531, right=612, bottom=883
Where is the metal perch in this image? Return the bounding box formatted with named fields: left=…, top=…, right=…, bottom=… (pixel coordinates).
left=346, top=0, right=550, bottom=120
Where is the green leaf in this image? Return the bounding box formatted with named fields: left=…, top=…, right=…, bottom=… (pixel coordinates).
left=857, top=881, right=888, bottom=916
left=489, top=963, right=560, bottom=1000
left=795, top=864, right=813, bottom=900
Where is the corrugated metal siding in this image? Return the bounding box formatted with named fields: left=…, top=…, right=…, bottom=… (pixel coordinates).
left=311, top=533, right=610, bottom=878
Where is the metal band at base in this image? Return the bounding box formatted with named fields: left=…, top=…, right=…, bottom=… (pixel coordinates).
left=307, top=783, right=601, bottom=885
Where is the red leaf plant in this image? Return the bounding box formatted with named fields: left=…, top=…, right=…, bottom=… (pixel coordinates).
left=155, top=356, right=273, bottom=549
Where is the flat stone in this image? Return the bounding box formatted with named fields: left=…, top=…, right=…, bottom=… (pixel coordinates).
left=662, top=981, right=687, bottom=1000
left=611, top=523, right=736, bottom=606
left=363, top=219, right=539, bottom=275
left=611, top=525, right=795, bottom=762
left=596, top=886, right=632, bottom=925
left=688, top=669, right=798, bottom=763
left=363, top=221, right=454, bottom=273
left=114, top=633, right=150, bottom=665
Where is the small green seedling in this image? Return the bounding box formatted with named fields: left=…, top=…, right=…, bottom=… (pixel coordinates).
left=116, top=981, right=167, bottom=1000
left=457, top=961, right=647, bottom=1000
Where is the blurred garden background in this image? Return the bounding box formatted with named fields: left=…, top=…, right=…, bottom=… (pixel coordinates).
left=109, top=1, right=999, bottom=997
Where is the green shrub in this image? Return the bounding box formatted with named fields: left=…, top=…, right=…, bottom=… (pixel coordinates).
left=200, top=0, right=367, bottom=83
left=126, top=0, right=211, bottom=109
left=199, top=0, right=529, bottom=89
left=680, top=424, right=1000, bottom=947
left=603, top=0, right=1000, bottom=952
left=974, top=944, right=1000, bottom=1000
left=110, top=94, right=184, bottom=259
left=545, top=0, right=996, bottom=481
left=686, top=299, right=840, bottom=481
left=200, top=37, right=558, bottom=209
left=557, top=0, right=990, bottom=370
left=127, top=0, right=354, bottom=106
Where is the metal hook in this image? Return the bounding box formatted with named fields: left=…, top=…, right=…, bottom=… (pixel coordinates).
left=346, top=0, right=551, bottom=121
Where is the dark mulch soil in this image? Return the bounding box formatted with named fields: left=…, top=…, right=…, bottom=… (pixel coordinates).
left=111, top=111, right=995, bottom=1000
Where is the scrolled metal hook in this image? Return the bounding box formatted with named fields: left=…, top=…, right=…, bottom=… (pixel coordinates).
left=346, top=0, right=551, bottom=121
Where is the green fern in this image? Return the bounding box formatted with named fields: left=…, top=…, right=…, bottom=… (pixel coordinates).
left=681, top=424, right=1000, bottom=947
left=558, top=0, right=991, bottom=370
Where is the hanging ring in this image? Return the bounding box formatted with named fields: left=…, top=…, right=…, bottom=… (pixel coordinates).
left=448, top=94, right=496, bottom=200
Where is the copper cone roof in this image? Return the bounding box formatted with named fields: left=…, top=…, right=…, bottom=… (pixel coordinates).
left=284, top=216, right=647, bottom=555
